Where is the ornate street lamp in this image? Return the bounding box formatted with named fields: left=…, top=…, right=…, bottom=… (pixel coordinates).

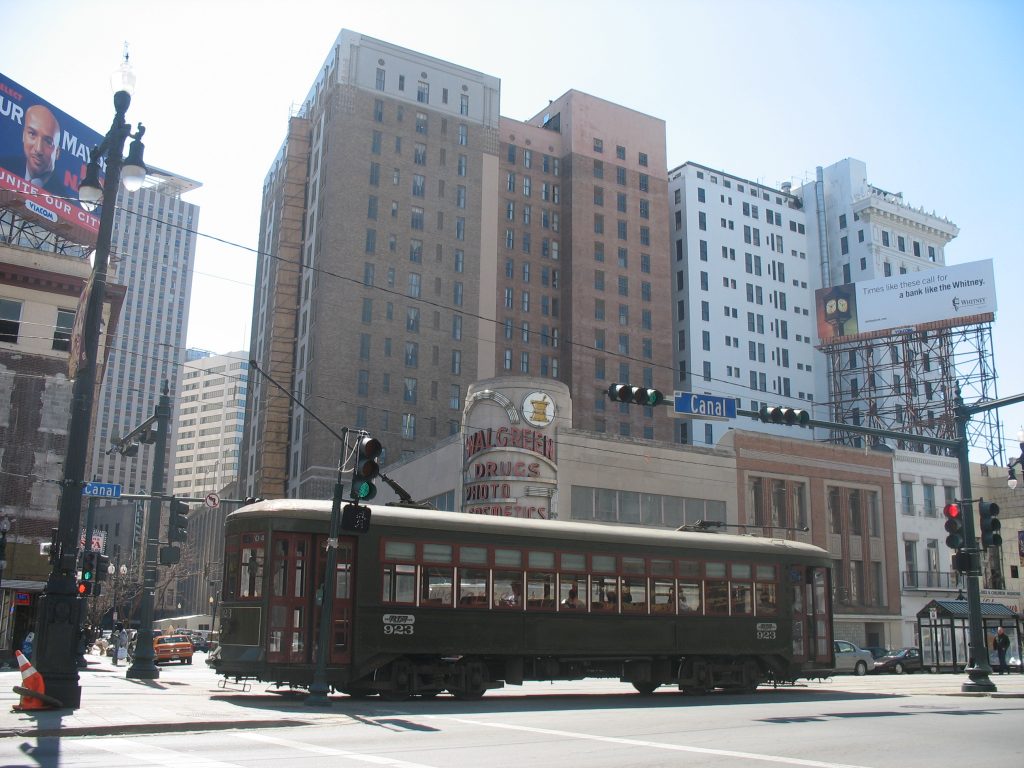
left=32, top=53, right=147, bottom=709
left=1006, top=428, right=1023, bottom=490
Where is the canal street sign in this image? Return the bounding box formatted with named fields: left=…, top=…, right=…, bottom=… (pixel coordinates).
left=83, top=482, right=122, bottom=498
left=673, top=392, right=737, bottom=421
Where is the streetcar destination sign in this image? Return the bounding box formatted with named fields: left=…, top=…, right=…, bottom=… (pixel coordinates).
left=83, top=482, right=122, bottom=498
left=673, top=392, right=737, bottom=421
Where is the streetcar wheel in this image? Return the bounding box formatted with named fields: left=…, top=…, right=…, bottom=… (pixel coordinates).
left=451, top=659, right=488, bottom=700
left=380, top=658, right=415, bottom=701
left=632, top=681, right=659, bottom=695
left=854, top=661, right=868, bottom=676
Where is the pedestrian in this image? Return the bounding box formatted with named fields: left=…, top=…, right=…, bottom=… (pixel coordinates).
left=115, top=624, right=129, bottom=667
left=993, top=627, right=1011, bottom=674
left=21, top=631, right=34, bottom=661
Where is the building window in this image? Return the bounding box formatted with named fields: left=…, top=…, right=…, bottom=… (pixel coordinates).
left=458, top=124, right=468, bottom=145
left=417, top=81, right=429, bottom=103
left=52, top=308, right=74, bottom=352
left=415, top=112, right=428, bottom=134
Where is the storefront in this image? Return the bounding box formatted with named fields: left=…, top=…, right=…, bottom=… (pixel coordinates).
left=0, top=580, right=44, bottom=666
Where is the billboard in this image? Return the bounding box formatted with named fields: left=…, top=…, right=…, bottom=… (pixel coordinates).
left=0, top=72, right=103, bottom=245
left=815, top=259, right=997, bottom=342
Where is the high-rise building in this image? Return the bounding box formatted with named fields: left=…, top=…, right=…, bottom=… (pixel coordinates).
left=242, top=31, right=673, bottom=498
left=668, top=162, right=816, bottom=447
left=173, top=349, right=248, bottom=499
left=498, top=93, right=672, bottom=440
left=87, top=169, right=200, bottom=493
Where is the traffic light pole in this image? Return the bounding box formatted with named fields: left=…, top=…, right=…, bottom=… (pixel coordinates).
left=126, top=382, right=171, bottom=680
left=307, top=428, right=349, bottom=707
left=741, top=386, right=1024, bottom=693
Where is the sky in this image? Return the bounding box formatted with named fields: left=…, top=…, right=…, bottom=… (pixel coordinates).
left=3, top=0, right=1023, bottom=464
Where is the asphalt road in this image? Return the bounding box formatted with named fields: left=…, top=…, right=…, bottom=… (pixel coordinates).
left=3, top=662, right=1023, bottom=768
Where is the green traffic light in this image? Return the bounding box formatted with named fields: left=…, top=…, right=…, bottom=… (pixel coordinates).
left=352, top=479, right=377, bottom=500
left=83, top=570, right=93, bottom=581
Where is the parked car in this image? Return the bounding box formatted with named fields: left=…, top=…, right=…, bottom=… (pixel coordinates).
left=873, top=647, right=924, bottom=674
left=153, top=634, right=194, bottom=665
left=862, top=645, right=889, bottom=660
left=833, top=640, right=874, bottom=675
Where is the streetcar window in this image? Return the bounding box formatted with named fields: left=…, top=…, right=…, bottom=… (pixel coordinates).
left=650, top=559, right=673, bottom=577
left=291, top=609, right=305, bottom=653
left=678, top=582, right=701, bottom=613
left=678, top=560, right=700, bottom=578
left=756, top=565, right=777, bottom=580
left=384, top=541, right=416, bottom=561
left=526, top=572, right=556, bottom=609
left=651, top=579, right=675, bottom=613
left=621, top=557, right=644, bottom=575
left=459, top=546, right=487, bottom=565
left=458, top=568, right=489, bottom=606
left=705, top=562, right=726, bottom=578
left=705, top=581, right=729, bottom=614
left=756, top=583, right=777, bottom=615
left=528, top=551, right=555, bottom=569
left=558, top=574, right=586, bottom=611
left=731, top=583, right=753, bottom=615
left=423, top=543, right=453, bottom=563
left=620, top=576, right=646, bottom=613
left=591, top=576, right=618, bottom=610
left=495, top=572, right=524, bottom=608
left=560, top=553, right=585, bottom=571
left=294, top=539, right=307, bottom=598
left=240, top=547, right=264, bottom=598
left=730, top=563, right=751, bottom=579
left=420, top=566, right=453, bottom=606
left=495, top=549, right=522, bottom=567
left=591, top=554, right=616, bottom=573
left=383, top=563, right=416, bottom=604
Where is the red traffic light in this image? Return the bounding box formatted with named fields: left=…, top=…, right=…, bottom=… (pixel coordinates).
left=943, top=503, right=960, bottom=519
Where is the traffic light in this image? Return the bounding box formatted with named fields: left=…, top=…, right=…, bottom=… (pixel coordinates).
left=351, top=434, right=383, bottom=501
left=951, top=551, right=972, bottom=574
left=77, top=580, right=98, bottom=596
left=757, top=405, right=811, bottom=427
left=94, top=553, right=111, bottom=582
left=978, top=499, right=1002, bottom=548
left=168, top=499, right=189, bottom=543
left=341, top=502, right=372, bottom=533
left=82, top=550, right=98, bottom=582
left=943, top=502, right=964, bottom=549
left=607, top=383, right=665, bottom=407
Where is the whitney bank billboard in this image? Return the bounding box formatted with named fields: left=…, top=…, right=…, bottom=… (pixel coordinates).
left=815, top=259, right=997, bottom=343
left=0, top=72, right=104, bottom=246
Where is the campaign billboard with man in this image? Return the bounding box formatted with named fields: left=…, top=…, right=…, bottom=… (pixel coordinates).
left=0, top=72, right=104, bottom=247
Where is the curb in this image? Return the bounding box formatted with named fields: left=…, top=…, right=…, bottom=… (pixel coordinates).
left=0, top=717, right=321, bottom=740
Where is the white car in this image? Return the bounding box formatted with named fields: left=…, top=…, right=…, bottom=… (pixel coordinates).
left=833, top=640, right=874, bottom=676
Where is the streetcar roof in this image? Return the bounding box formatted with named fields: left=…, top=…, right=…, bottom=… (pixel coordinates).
left=227, top=499, right=829, bottom=560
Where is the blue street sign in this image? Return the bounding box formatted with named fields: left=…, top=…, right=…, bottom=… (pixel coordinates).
left=673, top=392, right=737, bottom=421
left=83, top=482, right=122, bottom=498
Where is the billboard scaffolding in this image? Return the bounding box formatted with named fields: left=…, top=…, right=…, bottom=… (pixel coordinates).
left=820, top=314, right=1002, bottom=465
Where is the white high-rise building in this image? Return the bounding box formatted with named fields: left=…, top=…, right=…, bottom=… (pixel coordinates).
left=173, top=350, right=248, bottom=499
left=87, top=169, right=201, bottom=493
left=668, top=162, right=817, bottom=447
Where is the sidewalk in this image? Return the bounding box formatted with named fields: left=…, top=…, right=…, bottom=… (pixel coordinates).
left=2, top=652, right=1023, bottom=739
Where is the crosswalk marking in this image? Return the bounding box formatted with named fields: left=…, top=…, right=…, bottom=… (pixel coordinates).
left=80, top=738, right=243, bottom=768
left=232, top=731, right=435, bottom=767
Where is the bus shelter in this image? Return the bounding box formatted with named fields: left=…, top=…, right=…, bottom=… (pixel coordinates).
left=916, top=599, right=1020, bottom=673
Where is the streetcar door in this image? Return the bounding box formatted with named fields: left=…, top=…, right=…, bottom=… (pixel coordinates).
left=790, top=565, right=832, bottom=666
left=266, top=533, right=313, bottom=665
left=312, top=534, right=356, bottom=666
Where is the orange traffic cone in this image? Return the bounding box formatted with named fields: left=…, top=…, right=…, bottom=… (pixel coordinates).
left=12, top=650, right=62, bottom=711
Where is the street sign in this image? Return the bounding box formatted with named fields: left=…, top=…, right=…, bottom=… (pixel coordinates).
left=673, top=392, right=737, bottom=421
left=204, top=492, right=221, bottom=510
left=83, top=482, right=122, bottom=498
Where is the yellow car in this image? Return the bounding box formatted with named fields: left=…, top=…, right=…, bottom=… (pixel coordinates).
left=154, top=634, right=194, bottom=664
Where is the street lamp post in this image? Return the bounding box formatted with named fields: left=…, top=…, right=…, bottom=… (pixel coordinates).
left=1006, top=428, right=1024, bottom=490
left=0, top=517, right=11, bottom=591
left=32, top=55, right=147, bottom=710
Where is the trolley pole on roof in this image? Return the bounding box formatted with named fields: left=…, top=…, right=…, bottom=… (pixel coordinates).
left=306, top=428, right=348, bottom=707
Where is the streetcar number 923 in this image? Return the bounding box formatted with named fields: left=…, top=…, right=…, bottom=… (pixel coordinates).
left=383, top=614, right=415, bottom=635
left=756, top=622, right=777, bottom=641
